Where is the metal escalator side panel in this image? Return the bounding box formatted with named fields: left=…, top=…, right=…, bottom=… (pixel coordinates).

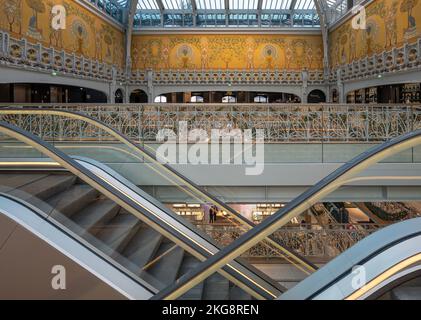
left=357, top=265, right=421, bottom=300
left=279, top=217, right=421, bottom=300
left=0, top=194, right=153, bottom=299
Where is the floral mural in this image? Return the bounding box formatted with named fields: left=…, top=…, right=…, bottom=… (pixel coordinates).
left=329, top=0, right=421, bottom=67
left=2, top=0, right=22, bottom=34
left=0, top=0, right=125, bottom=67
left=131, top=34, right=323, bottom=71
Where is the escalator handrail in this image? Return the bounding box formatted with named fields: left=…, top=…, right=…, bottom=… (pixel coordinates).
left=151, top=129, right=421, bottom=300
left=0, top=192, right=156, bottom=297
left=0, top=120, right=276, bottom=300
left=0, top=108, right=315, bottom=272
left=71, top=155, right=285, bottom=294
left=280, top=217, right=421, bottom=299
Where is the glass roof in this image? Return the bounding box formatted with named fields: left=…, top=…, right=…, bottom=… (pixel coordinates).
left=83, top=0, right=356, bottom=28
left=324, top=0, right=360, bottom=24
left=197, top=0, right=225, bottom=10
left=134, top=0, right=321, bottom=28
left=87, top=0, right=127, bottom=22
left=138, top=0, right=160, bottom=10
left=262, top=0, right=292, bottom=10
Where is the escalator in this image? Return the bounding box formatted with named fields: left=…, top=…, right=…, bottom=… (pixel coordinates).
left=0, top=108, right=316, bottom=275
left=0, top=170, right=250, bottom=299
left=0, top=120, right=281, bottom=299
left=279, top=217, right=421, bottom=300
left=150, top=129, right=421, bottom=300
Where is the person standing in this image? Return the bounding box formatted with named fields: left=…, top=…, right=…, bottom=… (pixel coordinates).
left=209, top=205, right=215, bottom=224
left=213, top=205, right=218, bottom=223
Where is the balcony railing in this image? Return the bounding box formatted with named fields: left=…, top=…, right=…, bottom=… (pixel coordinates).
left=0, top=31, right=125, bottom=83
left=1, top=103, right=420, bottom=143
left=330, top=37, right=421, bottom=83
left=195, top=223, right=380, bottom=259
left=2, top=28, right=420, bottom=88
left=130, top=69, right=325, bottom=86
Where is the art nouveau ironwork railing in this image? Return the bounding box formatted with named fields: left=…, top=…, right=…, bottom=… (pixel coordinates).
left=196, top=223, right=379, bottom=259
left=130, top=69, right=325, bottom=86
left=0, top=103, right=420, bottom=143
left=0, top=31, right=126, bottom=83
left=330, top=37, right=421, bottom=83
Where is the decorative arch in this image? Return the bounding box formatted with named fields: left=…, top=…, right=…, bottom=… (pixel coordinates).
left=129, top=89, right=148, bottom=103
left=307, top=89, right=326, bottom=103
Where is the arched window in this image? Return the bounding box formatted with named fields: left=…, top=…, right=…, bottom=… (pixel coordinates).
left=307, top=90, right=326, bottom=103
left=130, top=89, right=148, bottom=103
left=254, top=95, right=268, bottom=103
left=222, top=96, right=236, bottom=103
left=191, top=95, right=204, bottom=103
left=154, top=95, right=167, bottom=103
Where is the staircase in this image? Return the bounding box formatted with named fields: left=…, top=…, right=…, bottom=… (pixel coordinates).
left=0, top=171, right=252, bottom=300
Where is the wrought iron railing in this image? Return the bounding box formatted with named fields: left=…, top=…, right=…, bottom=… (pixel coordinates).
left=330, top=37, right=421, bottom=83
left=130, top=69, right=325, bottom=86
left=0, top=31, right=125, bottom=83
left=0, top=103, right=420, bottom=143
left=195, top=223, right=380, bottom=259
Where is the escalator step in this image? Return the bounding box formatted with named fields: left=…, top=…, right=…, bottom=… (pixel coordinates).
left=122, top=226, right=163, bottom=270
left=144, top=245, right=185, bottom=290
left=9, top=174, right=76, bottom=203
left=71, top=199, right=120, bottom=237
left=229, top=285, right=252, bottom=300
left=47, top=184, right=99, bottom=218
left=178, top=255, right=205, bottom=300
left=0, top=173, right=48, bottom=192
left=203, top=273, right=230, bottom=300
left=96, top=212, right=141, bottom=255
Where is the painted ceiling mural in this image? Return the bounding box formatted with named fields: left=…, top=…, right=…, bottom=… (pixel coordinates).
left=0, top=0, right=125, bottom=67
left=329, top=0, right=421, bottom=67
left=131, top=34, right=324, bottom=71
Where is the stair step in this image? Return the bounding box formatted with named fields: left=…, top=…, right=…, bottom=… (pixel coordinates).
left=0, top=173, right=48, bottom=192
left=179, top=255, right=204, bottom=300
left=47, top=184, right=99, bottom=218
left=145, top=245, right=185, bottom=290
left=203, top=273, right=230, bottom=300
left=122, top=226, right=163, bottom=270
left=71, top=199, right=120, bottom=237
left=10, top=174, right=76, bottom=204
left=96, top=212, right=141, bottom=254
left=229, top=285, right=252, bottom=300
